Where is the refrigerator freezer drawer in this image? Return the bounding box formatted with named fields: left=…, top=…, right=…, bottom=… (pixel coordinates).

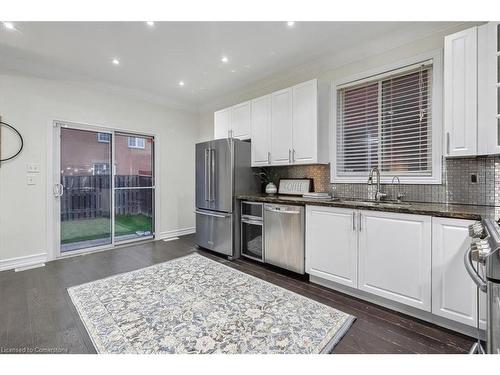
left=195, top=210, right=233, bottom=256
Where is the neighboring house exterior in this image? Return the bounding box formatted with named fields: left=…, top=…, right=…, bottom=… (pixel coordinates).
left=60, top=128, right=153, bottom=177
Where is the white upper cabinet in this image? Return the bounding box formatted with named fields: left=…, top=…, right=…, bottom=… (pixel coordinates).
left=251, top=95, right=272, bottom=166
left=292, top=79, right=318, bottom=164
left=432, top=217, right=486, bottom=328
left=444, top=27, right=478, bottom=157
left=358, top=210, right=432, bottom=311
left=306, top=206, right=358, bottom=288
left=445, top=22, right=500, bottom=157
left=230, top=101, right=251, bottom=140
left=214, top=108, right=231, bottom=140
left=478, top=22, right=500, bottom=155
left=270, top=88, right=293, bottom=165
left=213, top=102, right=251, bottom=140
left=214, top=79, right=324, bottom=166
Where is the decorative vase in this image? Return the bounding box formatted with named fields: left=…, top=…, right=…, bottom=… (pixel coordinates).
left=265, top=182, right=277, bottom=195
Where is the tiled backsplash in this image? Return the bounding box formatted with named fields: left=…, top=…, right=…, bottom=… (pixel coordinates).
left=261, top=156, right=500, bottom=206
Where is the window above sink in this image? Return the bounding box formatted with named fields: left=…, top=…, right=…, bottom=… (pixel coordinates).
left=331, top=50, right=443, bottom=185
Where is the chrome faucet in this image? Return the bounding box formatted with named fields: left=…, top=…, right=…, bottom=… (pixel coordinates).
left=367, top=167, right=387, bottom=202
left=391, top=176, right=405, bottom=202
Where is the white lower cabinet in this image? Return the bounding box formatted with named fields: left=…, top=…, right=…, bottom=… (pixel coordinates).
left=358, top=210, right=432, bottom=311
left=432, top=217, right=486, bottom=328
left=305, top=206, right=358, bottom=288
left=305, top=205, right=487, bottom=330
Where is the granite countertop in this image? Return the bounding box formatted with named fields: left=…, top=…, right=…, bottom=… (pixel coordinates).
left=236, top=193, right=500, bottom=221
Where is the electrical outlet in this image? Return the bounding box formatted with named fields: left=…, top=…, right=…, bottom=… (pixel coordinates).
left=26, top=175, right=36, bottom=185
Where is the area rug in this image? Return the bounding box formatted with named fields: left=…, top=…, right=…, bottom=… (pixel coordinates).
left=68, top=253, right=355, bottom=354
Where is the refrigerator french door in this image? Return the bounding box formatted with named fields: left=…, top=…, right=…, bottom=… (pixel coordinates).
left=195, top=139, right=232, bottom=213
left=195, top=138, right=258, bottom=257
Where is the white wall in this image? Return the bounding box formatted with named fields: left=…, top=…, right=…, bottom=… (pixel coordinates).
left=0, top=72, right=199, bottom=264
left=198, top=23, right=483, bottom=142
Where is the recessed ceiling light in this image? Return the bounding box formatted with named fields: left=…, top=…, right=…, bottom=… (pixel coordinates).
left=112, top=58, right=120, bottom=65
left=221, top=56, right=229, bottom=63
left=3, top=22, right=15, bottom=30
left=179, top=81, right=185, bottom=87
left=146, top=21, right=155, bottom=27
left=287, top=21, right=295, bottom=27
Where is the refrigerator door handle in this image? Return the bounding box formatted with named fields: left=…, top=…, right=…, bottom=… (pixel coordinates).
left=204, top=149, right=209, bottom=201
left=194, top=210, right=230, bottom=219
left=210, top=148, right=215, bottom=202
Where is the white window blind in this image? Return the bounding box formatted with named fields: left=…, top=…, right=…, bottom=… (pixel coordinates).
left=336, top=64, right=433, bottom=178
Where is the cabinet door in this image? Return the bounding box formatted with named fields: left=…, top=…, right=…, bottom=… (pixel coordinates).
left=432, top=217, right=486, bottom=328
left=214, top=108, right=230, bottom=140
left=444, top=27, right=478, bottom=157
left=306, top=206, right=358, bottom=288
left=292, top=79, right=317, bottom=164
left=478, top=22, right=500, bottom=155
left=358, top=210, right=432, bottom=311
left=251, top=95, right=272, bottom=166
left=271, top=88, right=292, bottom=165
left=231, top=101, right=251, bottom=140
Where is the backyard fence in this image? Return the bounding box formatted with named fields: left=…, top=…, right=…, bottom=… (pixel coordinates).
left=60, top=175, right=153, bottom=221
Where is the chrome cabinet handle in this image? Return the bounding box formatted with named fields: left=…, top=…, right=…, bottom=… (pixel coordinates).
left=292, top=148, right=296, bottom=163
left=446, top=132, right=450, bottom=155
left=352, top=211, right=356, bottom=231
left=358, top=212, right=362, bottom=231
left=288, top=149, right=291, bottom=163
left=267, top=151, right=271, bottom=164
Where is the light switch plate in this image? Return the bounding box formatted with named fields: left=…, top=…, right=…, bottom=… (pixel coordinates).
left=26, top=163, right=40, bottom=173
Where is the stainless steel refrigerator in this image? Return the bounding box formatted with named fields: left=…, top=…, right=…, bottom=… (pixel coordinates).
left=195, top=138, right=259, bottom=258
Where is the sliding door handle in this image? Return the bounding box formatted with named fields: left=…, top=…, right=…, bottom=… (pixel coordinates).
left=352, top=211, right=356, bottom=231
left=53, top=183, right=64, bottom=197
left=446, top=132, right=450, bottom=155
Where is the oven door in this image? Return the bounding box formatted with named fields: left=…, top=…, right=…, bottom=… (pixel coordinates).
left=241, top=217, right=264, bottom=261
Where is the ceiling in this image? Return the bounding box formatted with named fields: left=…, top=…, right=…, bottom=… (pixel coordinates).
left=0, top=21, right=462, bottom=108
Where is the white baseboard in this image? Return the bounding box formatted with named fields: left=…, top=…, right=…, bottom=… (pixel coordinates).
left=0, top=253, right=47, bottom=272
left=158, top=227, right=195, bottom=241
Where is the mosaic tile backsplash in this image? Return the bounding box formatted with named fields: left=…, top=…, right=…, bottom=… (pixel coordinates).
left=260, top=156, right=500, bottom=206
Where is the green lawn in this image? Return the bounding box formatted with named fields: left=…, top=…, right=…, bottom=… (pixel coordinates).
left=61, top=214, right=152, bottom=244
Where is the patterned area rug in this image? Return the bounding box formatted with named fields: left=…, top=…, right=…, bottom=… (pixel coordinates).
left=68, top=254, right=355, bottom=353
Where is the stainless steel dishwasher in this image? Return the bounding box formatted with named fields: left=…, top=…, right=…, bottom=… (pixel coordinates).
left=264, top=204, right=305, bottom=274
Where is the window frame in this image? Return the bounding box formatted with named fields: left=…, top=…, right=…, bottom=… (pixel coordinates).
left=97, top=132, right=111, bottom=143
left=331, top=50, right=443, bottom=184
left=127, top=136, right=146, bottom=149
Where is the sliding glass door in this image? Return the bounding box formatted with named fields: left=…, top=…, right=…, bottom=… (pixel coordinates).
left=57, top=124, right=155, bottom=255
left=114, top=133, right=154, bottom=243
left=59, top=127, right=113, bottom=252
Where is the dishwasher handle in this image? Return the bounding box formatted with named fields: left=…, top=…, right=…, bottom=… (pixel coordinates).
left=264, top=206, right=301, bottom=214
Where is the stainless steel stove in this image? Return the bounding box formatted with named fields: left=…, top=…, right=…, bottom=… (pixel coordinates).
left=466, top=218, right=500, bottom=354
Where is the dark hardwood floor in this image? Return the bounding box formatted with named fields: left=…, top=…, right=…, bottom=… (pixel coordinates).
left=0, top=234, right=474, bottom=354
